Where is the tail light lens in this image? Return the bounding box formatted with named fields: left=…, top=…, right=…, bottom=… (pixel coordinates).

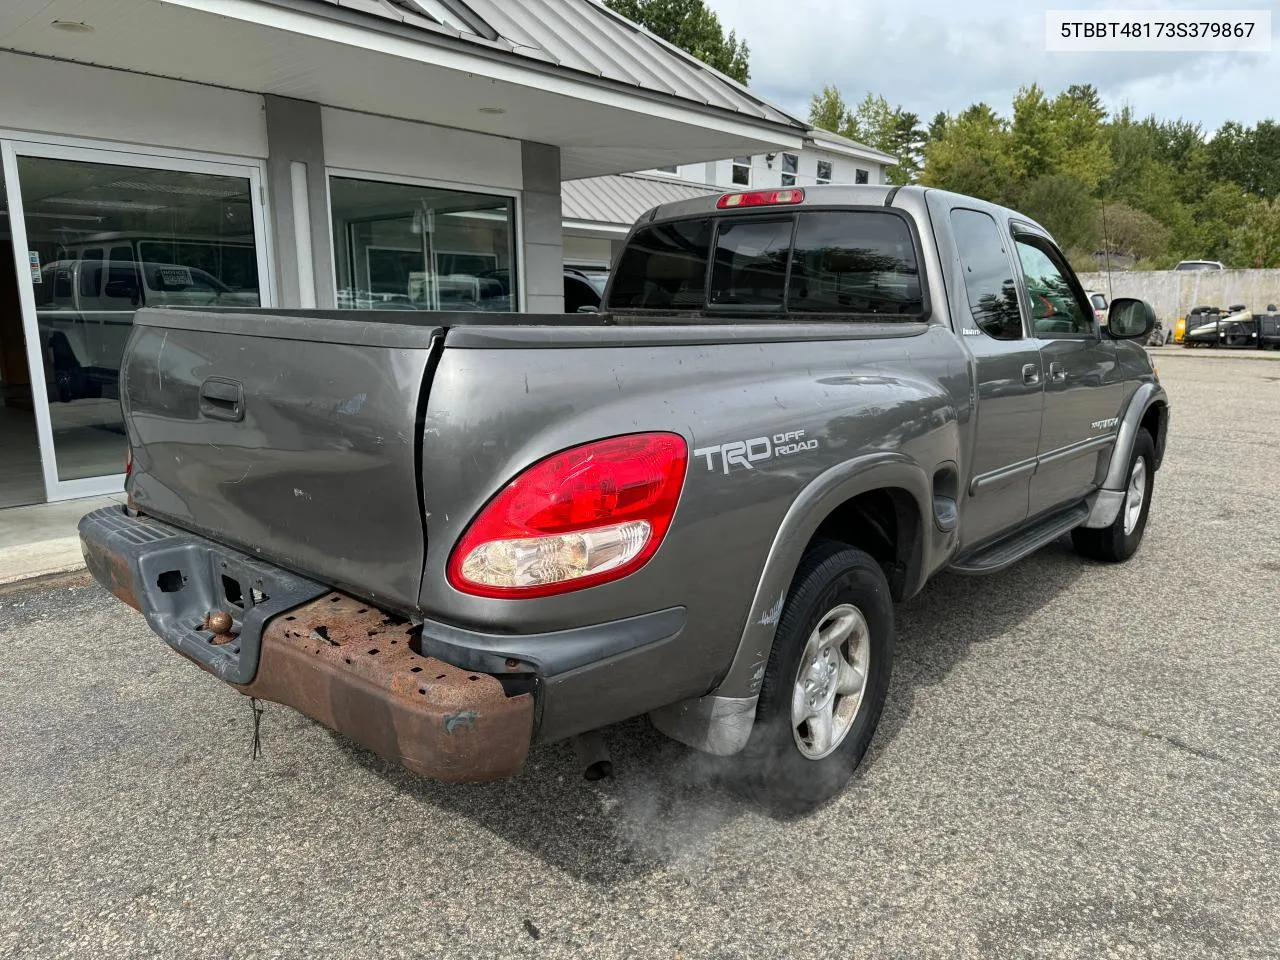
left=447, top=433, right=688, bottom=598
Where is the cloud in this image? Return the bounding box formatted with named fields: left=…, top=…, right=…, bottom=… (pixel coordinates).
left=715, top=0, right=1279, bottom=130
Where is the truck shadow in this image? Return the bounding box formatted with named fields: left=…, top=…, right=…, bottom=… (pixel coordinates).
left=330, top=536, right=1085, bottom=887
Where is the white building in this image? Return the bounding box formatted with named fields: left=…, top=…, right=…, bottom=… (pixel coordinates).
left=0, top=0, right=807, bottom=509
left=653, top=126, right=897, bottom=190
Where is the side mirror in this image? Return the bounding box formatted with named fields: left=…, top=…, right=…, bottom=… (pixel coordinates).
left=1107, top=297, right=1157, bottom=340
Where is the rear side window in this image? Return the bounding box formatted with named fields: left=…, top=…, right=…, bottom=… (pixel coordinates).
left=949, top=209, right=1023, bottom=340
left=607, top=218, right=712, bottom=309
left=789, top=211, right=921, bottom=315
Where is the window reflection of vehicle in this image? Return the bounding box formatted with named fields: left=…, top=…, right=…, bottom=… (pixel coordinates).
left=56, top=236, right=260, bottom=293
left=565, top=267, right=609, bottom=312
left=35, top=258, right=259, bottom=402
left=1087, top=290, right=1109, bottom=326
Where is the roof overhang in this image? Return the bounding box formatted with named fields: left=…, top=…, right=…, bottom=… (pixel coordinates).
left=0, top=0, right=804, bottom=178
left=563, top=220, right=632, bottom=238
left=804, top=130, right=898, bottom=167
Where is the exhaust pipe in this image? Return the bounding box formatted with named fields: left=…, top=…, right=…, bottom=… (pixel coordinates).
left=571, top=729, right=612, bottom=781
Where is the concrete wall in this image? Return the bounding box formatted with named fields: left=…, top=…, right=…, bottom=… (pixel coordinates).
left=521, top=142, right=564, bottom=314
left=264, top=96, right=333, bottom=309
left=1077, top=269, right=1280, bottom=321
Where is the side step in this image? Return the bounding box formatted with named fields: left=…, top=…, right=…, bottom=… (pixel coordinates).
left=949, top=501, right=1089, bottom=575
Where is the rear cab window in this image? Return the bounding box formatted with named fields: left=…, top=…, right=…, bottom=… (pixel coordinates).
left=607, top=207, right=925, bottom=320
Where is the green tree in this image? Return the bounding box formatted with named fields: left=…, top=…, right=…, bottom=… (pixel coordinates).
left=926, top=111, right=949, bottom=143
left=1227, top=197, right=1280, bottom=267
left=1011, top=84, right=1056, bottom=181
left=809, top=88, right=926, bottom=183
left=605, top=0, right=749, bottom=83
left=1020, top=174, right=1098, bottom=253
left=921, top=105, right=1021, bottom=205
left=841, top=83, right=1277, bottom=266
left=1097, top=201, right=1170, bottom=262
left=809, top=85, right=851, bottom=136
left=1192, top=182, right=1253, bottom=262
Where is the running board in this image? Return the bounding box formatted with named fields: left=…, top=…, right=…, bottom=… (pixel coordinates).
left=948, top=502, right=1089, bottom=575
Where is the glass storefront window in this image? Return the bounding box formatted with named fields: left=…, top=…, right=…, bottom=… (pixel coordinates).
left=0, top=161, right=45, bottom=506
left=329, top=177, right=517, bottom=312
left=18, top=156, right=261, bottom=482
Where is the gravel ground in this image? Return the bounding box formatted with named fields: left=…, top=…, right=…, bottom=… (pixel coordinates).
left=1, top=352, right=1277, bottom=960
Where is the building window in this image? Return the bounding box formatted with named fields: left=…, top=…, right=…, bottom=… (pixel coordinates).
left=731, top=157, right=751, bottom=186
left=16, top=156, right=263, bottom=484
left=329, top=176, right=516, bottom=312
left=781, top=153, right=798, bottom=187
left=816, top=160, right=833, bottom=184
left=855, top=168, right=870, bottom=185
left=655, top=164, right=678, bottom=174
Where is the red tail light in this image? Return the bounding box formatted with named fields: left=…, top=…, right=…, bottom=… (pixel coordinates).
left=447, top=433, right=688, bottom=598
left=717, top=188, right=805, bottom=209
left=125, top=447, right=132, bottom=479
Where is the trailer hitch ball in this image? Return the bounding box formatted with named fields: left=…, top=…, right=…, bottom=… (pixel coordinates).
left=204, top=610, right=234, bottom=634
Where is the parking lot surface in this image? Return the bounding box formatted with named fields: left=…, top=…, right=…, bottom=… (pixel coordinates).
left=2, top=351, right=1277, bottom=960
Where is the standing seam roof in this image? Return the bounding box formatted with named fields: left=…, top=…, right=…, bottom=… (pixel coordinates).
left=306, top=0, right=803, bottom=127
left=562, top=173, right=720, bottom=228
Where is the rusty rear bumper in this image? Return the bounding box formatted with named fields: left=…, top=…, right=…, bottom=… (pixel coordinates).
left=78, top=506, right=533, bottom=782
left=234, top=592, right=533, bottom=781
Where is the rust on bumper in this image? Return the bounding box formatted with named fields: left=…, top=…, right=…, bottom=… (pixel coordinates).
left=234, top=592, right=534, bottom=782
left=81, top=534, right=141, bottom=611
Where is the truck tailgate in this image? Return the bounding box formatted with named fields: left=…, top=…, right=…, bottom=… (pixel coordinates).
left=122, top=309, right=441, bottom=612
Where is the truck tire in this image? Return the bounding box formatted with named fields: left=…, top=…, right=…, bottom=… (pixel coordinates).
left=1072, top=429, right=1155, bottom=563
left=738, top=541, right=894, bottom=816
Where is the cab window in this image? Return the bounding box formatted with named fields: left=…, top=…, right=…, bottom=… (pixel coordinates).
left=949, top=210, right=1023, bottom=340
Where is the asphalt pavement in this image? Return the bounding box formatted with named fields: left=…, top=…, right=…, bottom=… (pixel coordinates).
left=1, top=350, right=1277, bottom=959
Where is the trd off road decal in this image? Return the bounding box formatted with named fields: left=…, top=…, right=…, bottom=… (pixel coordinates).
left=694, top=430, right=819, bottom=475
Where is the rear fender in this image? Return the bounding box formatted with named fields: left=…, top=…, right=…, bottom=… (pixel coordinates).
left=648, top=453, right=938, bottom=755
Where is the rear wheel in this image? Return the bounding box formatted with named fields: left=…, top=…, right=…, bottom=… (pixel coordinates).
left=1072, top=429, right=1155, bottom=563
left=737, top=541, right=894, bottom=816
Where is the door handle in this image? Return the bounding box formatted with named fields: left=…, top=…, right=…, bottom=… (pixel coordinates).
left=199, top=377, right=244, bottom=422
left=1022, top=363, right=1041, bottom=385
left=1049, top=362, right=1066, bottom=383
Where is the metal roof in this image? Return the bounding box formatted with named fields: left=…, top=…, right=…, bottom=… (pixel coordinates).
left=305, top=0, right=802, bottom=128
left=805, top=127, right=899, bottom=166
left=562, top=173, right=719, bottom=229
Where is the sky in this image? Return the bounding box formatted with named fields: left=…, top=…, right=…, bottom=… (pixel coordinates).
left=713, top=0, right=1280, bottom=133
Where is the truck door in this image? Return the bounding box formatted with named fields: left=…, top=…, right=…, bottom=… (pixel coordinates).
left=1010, top=229, right=1124, bottom=516
left=939, top=204, right=1044, bottom=548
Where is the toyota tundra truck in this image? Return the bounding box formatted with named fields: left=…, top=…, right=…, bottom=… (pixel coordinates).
left=79, top=185, right=1169, bottom=814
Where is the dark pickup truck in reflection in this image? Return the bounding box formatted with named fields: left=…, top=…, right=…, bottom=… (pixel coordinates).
left=79, top=185, right=1168, bottom=814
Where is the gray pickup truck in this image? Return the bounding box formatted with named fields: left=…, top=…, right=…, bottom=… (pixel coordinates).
left=80, top=184, right=1168, bottom=814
